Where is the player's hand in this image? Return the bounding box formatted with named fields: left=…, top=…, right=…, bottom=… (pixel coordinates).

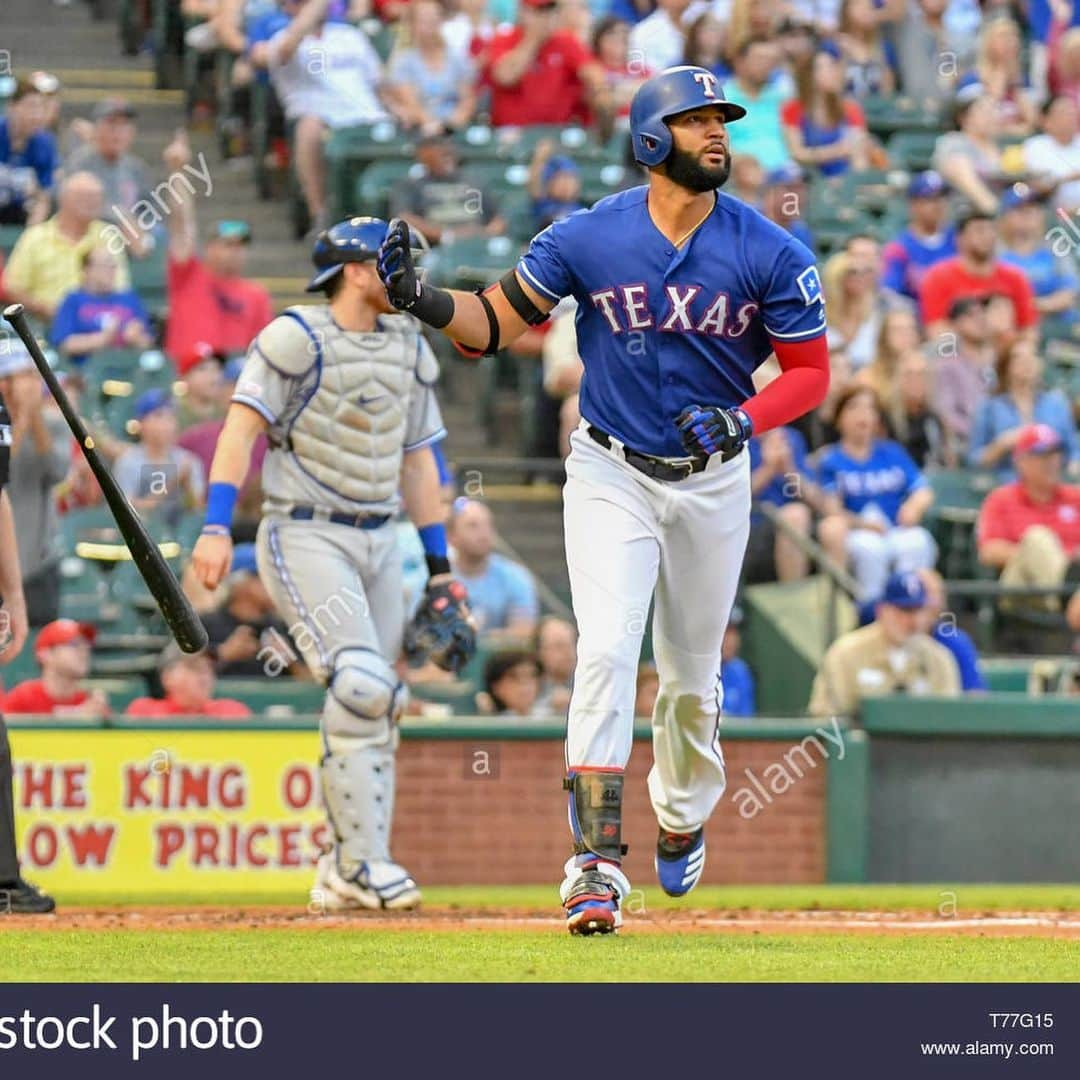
left=0, top=599, right=28, bottom=665
left=191, top=531, right=234, bottom=592
left=376, top=218, right=419, bottom=310
left=676, top=404, right=753, bottom=460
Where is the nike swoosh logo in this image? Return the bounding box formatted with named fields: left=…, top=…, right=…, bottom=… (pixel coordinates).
left=358, top=393, right=387, bottom=406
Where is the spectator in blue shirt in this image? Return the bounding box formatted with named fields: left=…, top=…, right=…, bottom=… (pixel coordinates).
left=918, top=568, right=986, bottom=692
left=880, top=171, right=956, bottom=305
left=817, top=385, right=938, bottom=602
left=384, top=0, right=478, bottom=133
left=720, top=606, right=756, bottom=717
left=967, top=338, right=1079, bottom=479
left=449, top=499, right=539, bottom=639
left=745, top=426, right=815, bottom=584
left=998, top=183, right=1078, bottom=324
left=50, top=247, right=153, bottom=367
left=0, top=77, right=58, bottom=226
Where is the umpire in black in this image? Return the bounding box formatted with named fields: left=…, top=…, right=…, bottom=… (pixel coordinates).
left=0, top=388, right=55, bottom=913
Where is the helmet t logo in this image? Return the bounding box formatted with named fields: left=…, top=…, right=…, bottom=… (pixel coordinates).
left=692, top=71, right=718, bottom=98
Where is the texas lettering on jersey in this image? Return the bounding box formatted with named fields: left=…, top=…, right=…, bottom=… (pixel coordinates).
left=517, top=186, right=826, bottom=458
left=590, top=284, right=759, bottom=338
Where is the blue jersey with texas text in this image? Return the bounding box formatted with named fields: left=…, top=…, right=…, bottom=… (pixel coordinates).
left=517, top=186, right=826, bottom=459
left=816, top=439, right=927, bottom=525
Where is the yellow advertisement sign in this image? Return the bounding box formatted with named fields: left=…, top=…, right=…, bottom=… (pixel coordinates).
left=10, top=730, right=330, bottom=897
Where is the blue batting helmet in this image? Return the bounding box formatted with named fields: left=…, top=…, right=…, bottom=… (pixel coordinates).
left=306, top=216, right=392, bottom=292
left=629, top=66, right=747, bottom=168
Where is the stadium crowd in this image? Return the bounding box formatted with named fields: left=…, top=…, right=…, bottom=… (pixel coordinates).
left=2, top=0, right=1080, bottom=723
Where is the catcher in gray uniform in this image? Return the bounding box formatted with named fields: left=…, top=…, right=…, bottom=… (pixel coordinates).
left=191, top=216, right=475, bottom=910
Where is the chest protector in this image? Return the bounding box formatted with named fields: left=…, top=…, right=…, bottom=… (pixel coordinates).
left=273, top=305, right=430, bottom=506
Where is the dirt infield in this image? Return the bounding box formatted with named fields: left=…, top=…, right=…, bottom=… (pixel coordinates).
left=7, top=906, right=1080, bottom=937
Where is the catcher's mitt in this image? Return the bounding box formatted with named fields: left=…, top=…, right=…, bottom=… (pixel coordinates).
left=404, top=576, right=477, bottom=675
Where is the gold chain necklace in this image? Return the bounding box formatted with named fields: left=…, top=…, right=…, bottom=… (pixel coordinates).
left=673, top=194, right=717, bottom=249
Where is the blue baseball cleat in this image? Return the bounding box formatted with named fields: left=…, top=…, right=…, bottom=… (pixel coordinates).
left=655, top=828, right=705, bottom=897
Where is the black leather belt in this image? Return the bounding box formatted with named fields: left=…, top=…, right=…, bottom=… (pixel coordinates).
left=587, top=425, right=710, bottom=482
left=289, top=506, right=390, bottom=529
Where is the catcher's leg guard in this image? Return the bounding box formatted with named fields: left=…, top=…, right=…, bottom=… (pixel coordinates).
left=317, top=648, right=420, bottom=910
left=561, top=769, right=629, bottom=935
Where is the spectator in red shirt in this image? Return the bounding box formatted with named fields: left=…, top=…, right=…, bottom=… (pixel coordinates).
left=919, top=209, right=1038, bottom=341
left=977, top=423, right=1080, bottom=613
left=2, top=620, right=108, bottom=717
left=126, top=644, right=252, bottom=718
left=161, top=131, right=272, bottom=365
left=480, top=0, right=609, bottom=128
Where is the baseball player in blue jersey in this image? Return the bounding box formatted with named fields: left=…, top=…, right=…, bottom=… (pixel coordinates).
left=377, top=66, right=831, bottom=935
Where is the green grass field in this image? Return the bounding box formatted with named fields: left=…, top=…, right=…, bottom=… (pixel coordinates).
left=2, top=885, right=1077, bottom=983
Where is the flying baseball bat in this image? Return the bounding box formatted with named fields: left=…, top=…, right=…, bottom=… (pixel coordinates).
left=2, top=303, right=208, bottom=653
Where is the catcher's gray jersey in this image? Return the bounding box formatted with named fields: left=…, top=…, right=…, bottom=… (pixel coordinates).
left=233, top=304, right=445, bottom=516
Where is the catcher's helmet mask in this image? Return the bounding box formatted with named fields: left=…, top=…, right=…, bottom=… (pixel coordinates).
left=629, top=65, right=747, bottom=169
left=306, top=215, right=427, bottom=293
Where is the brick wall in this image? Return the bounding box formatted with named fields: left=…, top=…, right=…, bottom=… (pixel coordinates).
left=393, top=738, right=826, bottom=885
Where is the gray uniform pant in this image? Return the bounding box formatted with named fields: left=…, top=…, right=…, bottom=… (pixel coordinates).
left=255, top=515, right=405, bottom=682
left=255, top=514, right=406, bottom=871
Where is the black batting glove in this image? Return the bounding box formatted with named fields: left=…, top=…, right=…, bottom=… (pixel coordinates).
left=676, top=404, right=753, bottom=459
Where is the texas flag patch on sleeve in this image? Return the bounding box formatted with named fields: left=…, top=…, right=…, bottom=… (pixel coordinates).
left=796, top=266, right=823, bottom=307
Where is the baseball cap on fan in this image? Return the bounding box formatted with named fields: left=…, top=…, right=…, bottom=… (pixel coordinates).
left=93, top=97, right=136, bottom=122
left=881, top=572, right=927, bottom=610
left=211, top=220, right=253, bottom=244
left=541, top=155, right=579, bottom=186
left=179, top=340, right=224, bottom=377
left=35, top=619, right=96, bottom=656
left=1014, top=423, right=1064, bottom=459
left=133, top=387, right=174, bottom=421
left=907, top=171, right=947, bottom=200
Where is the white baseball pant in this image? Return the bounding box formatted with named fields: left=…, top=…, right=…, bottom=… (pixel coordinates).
left=562, top=422, right=751, bottom=834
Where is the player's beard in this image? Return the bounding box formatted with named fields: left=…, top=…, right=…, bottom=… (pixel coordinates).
left=665, top=144, right=731, bottom=193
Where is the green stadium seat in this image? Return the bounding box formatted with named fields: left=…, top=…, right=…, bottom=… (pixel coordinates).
left=839, top=169, right=903, bottom=215
left=862, top=95, right=946, bottom=138
left=214, top=678, right=325, bottom=713
left=327, top=124, right=417, bottom=218
left=492, top=124, right=606, bottom=162
left=0, top=224, right=23, bottom=256
left=500, top=190, right=536, bottom=243
left=926, top=468, right=995, bottom=579
left=887, top=130, right=939, bottom=172
left=430, top=235, right=520, bottom=290
left=981, top=660, right=1033, bottom=693
left=412, top=680, right=480, bottom=715
left=355, top=159, right=422, bottom=219
left=130, top=242, right=167, bottom=301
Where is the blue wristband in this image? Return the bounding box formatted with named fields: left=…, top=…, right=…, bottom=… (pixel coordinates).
left=205, top=482, right=239, bottom=529
left=733, top=407, right=754, bottom=440
left=418, top=522, right=447, bottom=558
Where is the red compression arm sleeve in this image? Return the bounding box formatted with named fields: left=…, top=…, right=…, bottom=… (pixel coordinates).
left=741, top=334, right=830, bottom=435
